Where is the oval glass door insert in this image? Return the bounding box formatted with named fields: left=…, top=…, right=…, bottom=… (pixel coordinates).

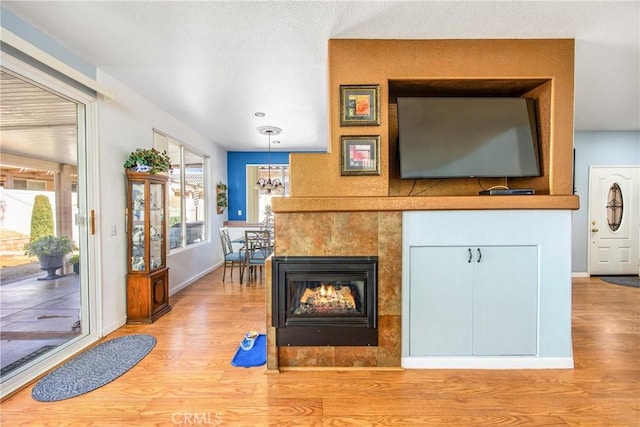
left=606, top=183, right=623, bottom=232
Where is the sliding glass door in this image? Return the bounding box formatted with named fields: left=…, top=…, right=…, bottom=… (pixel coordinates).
left=0, top=53, right=99, bottom=398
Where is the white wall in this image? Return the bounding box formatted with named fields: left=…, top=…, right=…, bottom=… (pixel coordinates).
left=96, top=70, right=227, bottom=333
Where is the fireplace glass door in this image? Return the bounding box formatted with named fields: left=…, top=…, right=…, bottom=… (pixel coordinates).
left=272, top=256, right=378, bottom=346
left=288, top=275, right=365, bottom=319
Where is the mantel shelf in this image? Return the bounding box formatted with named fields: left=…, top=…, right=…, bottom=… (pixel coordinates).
left=272, top=195, right=579, bottom=213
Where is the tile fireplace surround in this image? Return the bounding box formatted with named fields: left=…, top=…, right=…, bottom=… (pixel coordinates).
left=266, top=211, right=402, bottom=371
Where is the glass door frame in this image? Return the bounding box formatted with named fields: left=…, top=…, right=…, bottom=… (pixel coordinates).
left=1, top=51, right=102, bottom=399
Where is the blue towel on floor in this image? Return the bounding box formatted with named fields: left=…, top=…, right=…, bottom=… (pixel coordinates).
left=231, top=334, right=266, bottom=367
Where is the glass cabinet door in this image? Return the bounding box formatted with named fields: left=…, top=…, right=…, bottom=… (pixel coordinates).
left=149, top=182, right=165, bottom=269
left=130, top=181, right=146, bottom=271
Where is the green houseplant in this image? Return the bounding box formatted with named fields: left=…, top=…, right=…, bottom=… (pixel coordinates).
left=69, top=253, right=80, bottom=274
left=24, top=236, right=77, bottom=280
left=124, top=148, right=172, bottom=173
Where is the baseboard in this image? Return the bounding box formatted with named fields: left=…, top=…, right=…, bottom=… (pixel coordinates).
left=102, top=316, right=126, bottom=336
left=572, top=272, right=590, bottom=278
left=279, top=366, right=404, bottom=372
left=401, top=356, right=574, bottom=369
left=169, top=266, right=216, bottom=296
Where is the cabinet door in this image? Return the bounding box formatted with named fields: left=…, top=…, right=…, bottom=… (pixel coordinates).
left=148, top=182, right=165, bottom=269
left=130, top=181, right=146, bottom=271
left=150, top=267, right=169, bottom=314
left=409, top=246, right=473, bottom=356
left=473, top=246, right=538, bottom=355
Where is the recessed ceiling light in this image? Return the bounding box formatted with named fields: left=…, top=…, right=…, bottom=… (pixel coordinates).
left=254, top=112, right=266, bottom=117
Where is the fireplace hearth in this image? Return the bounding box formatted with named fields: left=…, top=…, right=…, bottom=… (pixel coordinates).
left=272, top=256, right=378, bottom=346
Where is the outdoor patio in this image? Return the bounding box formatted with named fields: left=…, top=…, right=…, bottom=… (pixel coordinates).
left=0, top=270, right=80, bottom=377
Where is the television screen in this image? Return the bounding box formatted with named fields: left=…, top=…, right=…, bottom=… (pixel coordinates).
left=397, top=97, right=541, bottom=179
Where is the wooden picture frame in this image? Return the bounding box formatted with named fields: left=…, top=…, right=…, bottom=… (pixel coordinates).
left=340, top=135, right=380, bottom=176
left=340, top=84, right=380, bottom=126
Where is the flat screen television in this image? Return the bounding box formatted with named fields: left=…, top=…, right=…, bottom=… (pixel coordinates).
left=397, top=97, right=541, bottom=179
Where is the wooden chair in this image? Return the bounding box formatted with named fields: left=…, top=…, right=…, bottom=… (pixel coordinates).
left=240, top=229, right=272, bottom=284
left=219, top=227, right=243, bottom=281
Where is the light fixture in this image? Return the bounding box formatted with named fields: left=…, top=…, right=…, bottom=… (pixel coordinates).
left=255, top=126, right=284, bottom=195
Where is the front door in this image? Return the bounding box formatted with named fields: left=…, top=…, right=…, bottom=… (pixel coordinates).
left=588, top=166, right=640, bottom=275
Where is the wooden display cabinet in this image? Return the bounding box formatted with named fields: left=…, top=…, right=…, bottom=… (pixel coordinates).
left=125, top=170, right=171, bottom=323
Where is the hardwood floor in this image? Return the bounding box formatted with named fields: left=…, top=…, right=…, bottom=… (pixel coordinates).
left=1, top=272, right=638, bottom=426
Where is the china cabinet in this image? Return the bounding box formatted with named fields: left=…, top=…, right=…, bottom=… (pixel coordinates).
left=125, top=170, right=171, bottom=323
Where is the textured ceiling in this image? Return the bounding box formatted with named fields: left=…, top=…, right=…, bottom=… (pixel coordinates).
left=2, top=1, right=639, bottom=153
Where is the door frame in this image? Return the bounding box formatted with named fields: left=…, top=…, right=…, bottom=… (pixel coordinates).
left=587, top=165, right=640, bottom=276
left=0, top=51, right=103, bottom=399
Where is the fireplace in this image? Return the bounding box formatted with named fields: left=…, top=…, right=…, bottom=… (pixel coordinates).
left=272, top=256, right=378, bottom=346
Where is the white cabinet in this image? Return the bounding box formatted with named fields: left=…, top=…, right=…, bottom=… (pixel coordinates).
left=409, top=245, right=538, bottom=356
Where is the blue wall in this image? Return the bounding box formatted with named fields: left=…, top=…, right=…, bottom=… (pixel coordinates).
left=572, top=131, right=640, bottom=273
left=227, top=151, right=290, bottom=221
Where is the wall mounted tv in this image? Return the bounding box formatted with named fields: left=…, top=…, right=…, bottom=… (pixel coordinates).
left=397, top=97, right=541, bottom=179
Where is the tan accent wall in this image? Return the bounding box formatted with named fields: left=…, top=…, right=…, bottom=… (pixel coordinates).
left=290, top=39, right=575, bottom=198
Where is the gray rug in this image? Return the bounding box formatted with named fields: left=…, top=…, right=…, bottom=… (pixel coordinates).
left=601, top=276, right=640, bottom=288
left=31, top=334, right=156, bottom=402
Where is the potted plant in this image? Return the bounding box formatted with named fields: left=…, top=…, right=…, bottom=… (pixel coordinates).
left=69, top=253, right=80, bottom=274
left=124, top=148, right=172, bottom=173
left=24, top=236, right=77, bottom=280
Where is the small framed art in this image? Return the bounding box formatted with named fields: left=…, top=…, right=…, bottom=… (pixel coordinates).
left=340, top=135, right=380, bottom=176
left=339, top=84, right=380, bottom=126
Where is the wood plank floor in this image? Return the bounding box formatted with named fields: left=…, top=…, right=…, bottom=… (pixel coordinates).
left=1, top=272, right=638, bottom=426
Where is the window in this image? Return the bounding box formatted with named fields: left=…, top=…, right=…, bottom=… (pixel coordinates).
left=154, top=130, right=208, bottom=250
left=606, top=182, right=623, bottom=232
left=12, top=179, right=47, bottom=191
left=246, top=165, right=289, bottom=223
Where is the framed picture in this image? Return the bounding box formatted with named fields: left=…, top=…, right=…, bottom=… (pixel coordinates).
left=340, top=84, right=380, bottom=126
left=340, top=135, right=380, bottom=176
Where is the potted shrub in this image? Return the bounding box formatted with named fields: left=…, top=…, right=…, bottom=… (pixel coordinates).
left=124, top=148, right=172, bottom=173
left=69, top=253, right=80, bottom=274
left=24, top=236, right=77, bottom=280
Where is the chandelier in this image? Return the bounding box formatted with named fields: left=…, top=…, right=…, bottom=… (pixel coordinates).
left=255, top=126, right=284, bottom=195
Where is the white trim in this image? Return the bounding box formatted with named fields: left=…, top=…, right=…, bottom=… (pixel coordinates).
left=0, top=28, right=116, bottom=100
left=402, top=357, right=574, bottom=370
left=572, top=272, right=590, bottom=278
left=169, top=265, right=216, bottom=296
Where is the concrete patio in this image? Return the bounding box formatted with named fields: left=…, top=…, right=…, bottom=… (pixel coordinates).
left=0, top=271, right=80, bottom=376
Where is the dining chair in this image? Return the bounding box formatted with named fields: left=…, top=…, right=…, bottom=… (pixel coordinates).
left=219, top=227, right=243, bottom=281
left=240, top=229, right=272, bottom=284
